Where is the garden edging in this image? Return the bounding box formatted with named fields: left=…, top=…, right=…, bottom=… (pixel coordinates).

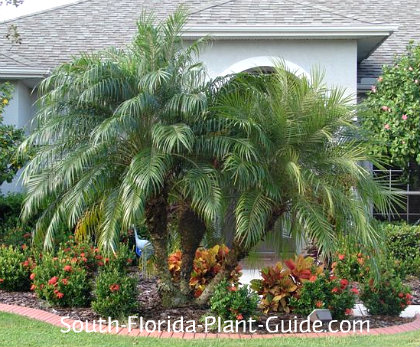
left=1, top=303, right=419, bottom=339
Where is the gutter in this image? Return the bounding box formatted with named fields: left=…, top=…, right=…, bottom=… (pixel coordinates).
left=182, top=25, right=397, bottom=40
left=0, top=67, right=50, bottom=79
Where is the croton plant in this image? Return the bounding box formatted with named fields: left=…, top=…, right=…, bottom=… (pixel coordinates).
left=168, top=244, right=241, bottom=298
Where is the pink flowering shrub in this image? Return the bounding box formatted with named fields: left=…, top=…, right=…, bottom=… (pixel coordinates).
left=361, top=42, right=420, bottom=171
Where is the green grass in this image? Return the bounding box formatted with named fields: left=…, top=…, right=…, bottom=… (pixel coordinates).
left=0, top=312, right=419, bottom=347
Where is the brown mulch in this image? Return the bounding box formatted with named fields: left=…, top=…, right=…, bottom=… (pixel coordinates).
left=0, top=272, right=415, bottom=334
left=404, top=276, right=420, bottom=305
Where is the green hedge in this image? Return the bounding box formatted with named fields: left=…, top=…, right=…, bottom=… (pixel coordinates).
left=379, top=222, right=420, bottom=277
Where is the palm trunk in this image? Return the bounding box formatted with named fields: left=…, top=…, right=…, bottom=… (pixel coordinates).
left=178, top=207, right=206, bottom=296
left=145, top=188, right=188, bottom=307
left=195, top=239, right=247, bottom=305
left=195, top=206, right=286, bottom=306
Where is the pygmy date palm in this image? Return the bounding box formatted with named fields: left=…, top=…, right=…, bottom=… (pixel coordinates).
left=196, top=68, right=396, bottom=304
left=19, top=9, right=224, bottom=306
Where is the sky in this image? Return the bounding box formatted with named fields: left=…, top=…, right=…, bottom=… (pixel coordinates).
left=0, top=0, right=80, bottom=22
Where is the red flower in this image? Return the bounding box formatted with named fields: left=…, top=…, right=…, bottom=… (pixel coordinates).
left=22, top=260, right=29, bottom=267
left=315, top=301, right=323, bottom=308
left=109, top=284, right=120, bottom=292
left=127, top=258, right=133, bottom=264
left=398, top=292, right=404, bottom=298
left=61, top=278, right=68, bottom=285
left=0, top=278, right=4, bottom=283
left=309, top=275, right=317, bottom=282
left=236, top=314, right=243, bottom=320
left=81, top=257, right=87, bottom=263
left=351, top=288, right=359, bottom=295
left=340, top=279, right=349, bottom=289
left=345, top=308, right=353, bottom=315
left=56, top=291, right=64, bottom=299
left=80, top=252, right=85, bottom=257
left=21, top=244, right=27, bottom=250
left=406, top=293, right=412, bottom=300
left=63, top=265, right=72, bottom=272
left=30, top=273, right=35, bottom=280
left=228, top=286, right=238, bottom=292
left=331, top=287, right=340, bottom=294
left=105, top=258, right=109, bottom=264
left=338, top=254, right=345, bottom=261
left=48, top=276, right=58, bottom=285
left=406, top=301, right=412, bottom=305
left=30, top=284, right=36, bottom=291
left=97, top=261, right=104, bottom=266
left=95, top=255, right=103, bottom=260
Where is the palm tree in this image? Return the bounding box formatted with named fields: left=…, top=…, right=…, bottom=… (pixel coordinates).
left=196, top=68, right=395, bottom=304
left=19, top=8, right=225, bottom=306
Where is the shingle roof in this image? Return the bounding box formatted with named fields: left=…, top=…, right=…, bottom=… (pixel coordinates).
left=0, top=0, right=416, bottom=83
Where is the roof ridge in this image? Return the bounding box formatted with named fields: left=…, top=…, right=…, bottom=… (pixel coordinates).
left=287, top=0, right=382, bottom=26
left=189, top=0, right=237, bottom=15
left=0, top=0, right=89, bottom=25
left=0, top=51, right=36, bottom=68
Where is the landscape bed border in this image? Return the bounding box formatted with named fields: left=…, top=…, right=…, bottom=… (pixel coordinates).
left=1, top=303, right=419, bottom=340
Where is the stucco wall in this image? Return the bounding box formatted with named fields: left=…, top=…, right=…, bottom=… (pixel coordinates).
left=199, top=39, right=358, bottom=99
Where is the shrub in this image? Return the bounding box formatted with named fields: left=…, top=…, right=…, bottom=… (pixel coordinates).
left=380, top=222, right=420, bottom=277
left=0, top=193, right=33, bottom=247
left=31, top=253, right=91, bottom=307
left=289, top=272, right=357, bottom=320
left=360, top=42, right=420, bottom=171
left=91, top=268, right=138, bottom=320
left=331, top=251, right=370, bottom=282
left=101, top=243, right=135, bottom=272
left=0, top=245, right=34, bottom=291
left=210, top=279, right=259, bottom=321
left=250, top=255, right=323, bottom=313
left=360, top=271, right=412, bottom=316
left=168, top=245, right=241, bottom=298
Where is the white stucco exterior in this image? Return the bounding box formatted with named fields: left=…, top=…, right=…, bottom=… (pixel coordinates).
left=200, top=39, right=357, bottom=98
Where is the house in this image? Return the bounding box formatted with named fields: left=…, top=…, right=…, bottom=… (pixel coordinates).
left=0, top=0, right=419, bottom=223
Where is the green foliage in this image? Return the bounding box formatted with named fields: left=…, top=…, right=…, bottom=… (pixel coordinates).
left=360, top=271, right=412, bottom=316
left=289, top=272, right=357, bottom=320
left=0, top=82, right=26, bottom=185
left=360, top=42, right=420, bottom=172
left=18, top=8, right=219, bottom=253
left=212, top=67, right=395, bottom=257
left=209, top=279, right=259, bottom=321
left=381, top=222, right=420, bottom=277
left=31, top=253, right=91, bottom=307
left=0, top=245, right=33, bottom=291
left=331, top=252, right=370, bottom=283
left=91, top=268, right=138, bottom=320
left=0, top=193, right=33, bottom=246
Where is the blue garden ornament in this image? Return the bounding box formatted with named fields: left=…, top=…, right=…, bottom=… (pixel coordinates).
left=133, top=226, right=154, bottom=278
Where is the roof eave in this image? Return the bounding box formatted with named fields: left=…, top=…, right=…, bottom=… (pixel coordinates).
left=183, top=25, right=397, bottom=39
left=183, top=25, right=397, bottom=62
left=0, top=67, right=50, bottom=79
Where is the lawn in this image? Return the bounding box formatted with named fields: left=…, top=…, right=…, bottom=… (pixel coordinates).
left=0, top=312, right=419, bottom=347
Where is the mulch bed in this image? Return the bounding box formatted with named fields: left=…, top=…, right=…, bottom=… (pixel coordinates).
left=404, top=276, right=420, bottom=305
left=0, top=272, right=416, bottom=334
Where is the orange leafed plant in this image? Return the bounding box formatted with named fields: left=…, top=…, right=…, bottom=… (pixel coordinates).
left=251, top=255, right=323, bottom=313
left=168, top=245, right=241, bottom=298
